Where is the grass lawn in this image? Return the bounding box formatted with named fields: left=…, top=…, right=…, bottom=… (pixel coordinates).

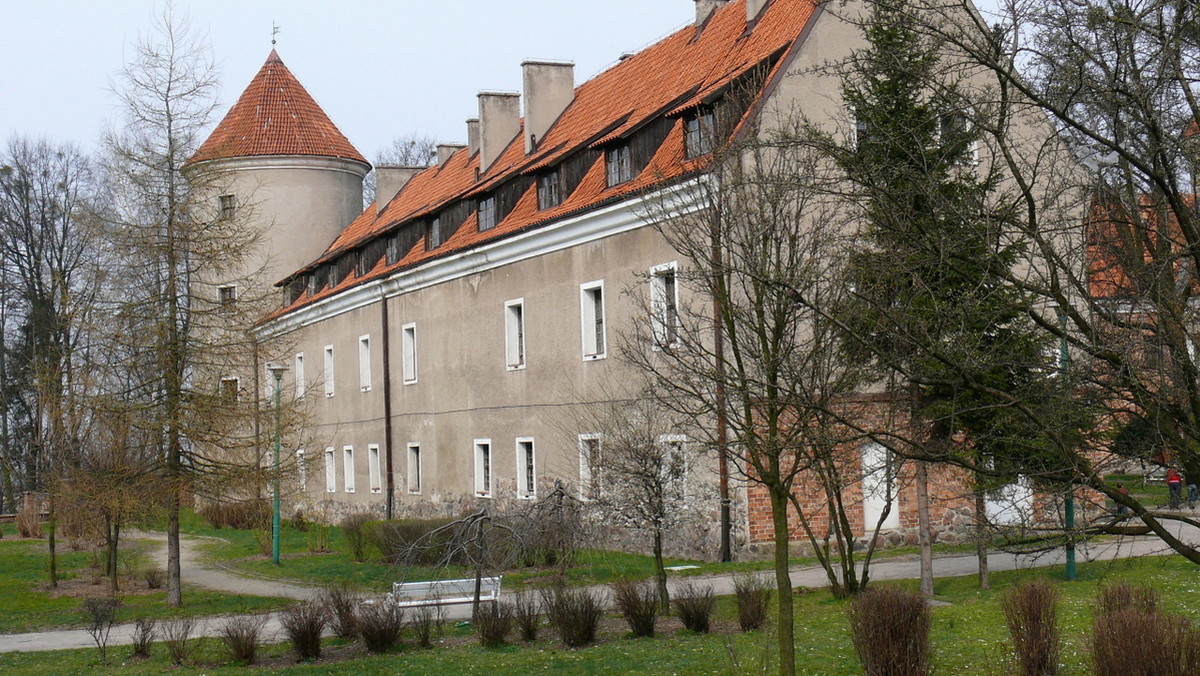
left=4, top=553, right=1200, bottom=674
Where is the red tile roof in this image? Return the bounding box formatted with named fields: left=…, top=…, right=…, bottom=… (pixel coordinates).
left=188, top=50, right=367, bottom=166
left=267, top=0, right=818, bottom=320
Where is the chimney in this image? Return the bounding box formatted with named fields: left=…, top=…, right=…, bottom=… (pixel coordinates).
left=478, top=91, right=521, bottom=172
left=466, top=118, right=481, bottom=156
left=694, top=0, right=728, bottom=27
left=522, top=60, right=575, bottom=155
left=437, top=143, right=466, bottom=166
left=747, top=0, right=769, bottom=23
left=375, top=165, right=423, bottom=215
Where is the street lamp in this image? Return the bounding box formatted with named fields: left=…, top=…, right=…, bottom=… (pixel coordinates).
left=265, top=361, right=288, bottom=566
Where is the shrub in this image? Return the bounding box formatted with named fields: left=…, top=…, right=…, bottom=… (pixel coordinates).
left=15, top=505, right=42, bottom=538
left=358, top=601, right=405, bottom=653
left=512, top=588, right=541, bottom=641
left=541, top=584, right=603, bottom=647
left=341, top=512, right=375, bottom=562
left=611, top=578, right=658, bottom=638
left=306, top=522, right=332, bottom=553
left=674, top=582, right=716, bottom=633
left=1096, top=582, right=1158, bottom=616
left=290, top=510, right=310, bottom=532
left=733, top=573, right=772, bottom=632
left=410, top=604, right=441, bottom=648
left=1093, top=607, right=1200, bottom=676
left=82, top=596, right=121, bottom=664
left=281, top=601, right=327, bottom=661
left=367, top=517, right=459, bottom=565
left=847, top=586, right=931, bottom=676
left=161, top=617, right=197, bottom=666
left=320, top=582, right=360, bottom=639
left=143, top=566, right=165, bottom=590
left=219, top=615, right=267, bottom=665
left=198, top=500, right=269, bottom=530
left=474, top=601, right=514, bottom=648
left=130, top=617, right=154, bottom=659
left=1001, top=580, right=1060, bottom=676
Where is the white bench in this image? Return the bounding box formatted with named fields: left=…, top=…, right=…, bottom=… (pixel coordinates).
left=386, top=576, right=502, bottom=608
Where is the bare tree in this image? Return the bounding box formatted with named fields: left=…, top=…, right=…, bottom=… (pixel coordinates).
left=362, top=132, right=437, bottom=204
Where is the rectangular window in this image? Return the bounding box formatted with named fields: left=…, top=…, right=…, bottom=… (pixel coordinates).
left=939, top=112, right=979, bottom=165
left=474, top=440, right=492, bottom=497
left=537, top=170, right=561, bottom=210
left=505, top=299, right=526, bottom=370
left=324, top=345, right=335, bottom=397
left=359, top=335, right=372, bottom=392
left=651, top=263, right=680, bottom=347
left=386, top=234, right=400, bottom=265
left=324, top=448, right=336, bottom=493
left=407, top=443, right=422, bottom=494
left=580, top=281, right=606, bottom=360
left=606, top=145, right=633, bottom=186
left=294, top=353, right=305, bottom=400
left=219, top=194, right=236, bottom=220
left=218, top=285, right=237, bottom=305
left=402, top=323, right=418, bottom=384
left=307, top=273, right=319, bottom=298
left=478, top=196, right=497, bottom=231
left=684, top=109, right=715, bottom=158
left=578, top=434, right=602, bottom=500
left=343, top=446, right=355, bottom=493
left=516, top=438, right=536, bottom=499
left=368, top=444, right=382, bottom=493
left=659, top=434, right=688, bottom=494
left=296, top=449, right=307, bottom=490
left=220, top=377, right=239, bottom=405
left=426, top=217, right=442, bottom=250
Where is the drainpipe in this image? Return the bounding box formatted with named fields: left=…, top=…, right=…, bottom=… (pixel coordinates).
left=381, top=293, right=396, bottom=519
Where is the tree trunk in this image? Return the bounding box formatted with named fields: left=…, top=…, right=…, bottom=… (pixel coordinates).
left=769, top=486, right=796, bottom=676
left=47, top=498, right=57, bottom=588
left=166, top=489, right=181, bottom=607
left=974, top=481, right=989, bottom=590
left=653, top=527, right=669, bottom=609
left=915, top=460, right=934, bottom=597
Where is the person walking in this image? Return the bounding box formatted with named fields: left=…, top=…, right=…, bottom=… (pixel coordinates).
left=1167, top=467, right=1183, bottom=509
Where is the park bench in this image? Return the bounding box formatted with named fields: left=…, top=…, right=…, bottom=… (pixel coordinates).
left=386, top=576, right=502, bottom=608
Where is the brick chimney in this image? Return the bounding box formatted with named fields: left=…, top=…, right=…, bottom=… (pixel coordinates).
left=478, top=91, right=521, bottom=173
left=437, top=143, right=466, bottom=166
left=467, top=118, right=480, bottom=156
left=694, top=0, right=728, bottom=27
left=522, top=60, right=575, bottom=154
left=376, top=166, right=423, bottom=214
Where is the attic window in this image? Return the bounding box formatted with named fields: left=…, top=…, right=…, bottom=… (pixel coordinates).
left=684, top=108, right=716, bottom=158
left=478, top=196, right=497, bottom=232
left=425, top=217, right=442, bottom=250
left=537, top=170, right=562, bottom=210
left=606, top=145, right=633, bottom=186
left=307, top=273, right=319, bottom=297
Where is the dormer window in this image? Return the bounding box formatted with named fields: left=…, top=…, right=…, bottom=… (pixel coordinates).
left=218, top=194, right=236, bottom=220
left=684, top=108, right=716, bottom=158
left=537, top=170, right=562, bottom=210
left=307, top=273, right=319, bottom=297
left=386, top=235, right=399, bottom=265
left=606, top=145, right=633, bottom=186
left=426, top=217, right=442, bottom=250
left=478, top=196, right=497, bottom=231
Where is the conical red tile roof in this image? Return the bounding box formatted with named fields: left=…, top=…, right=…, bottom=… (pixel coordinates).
left=188, top=50, right=367, bottom=166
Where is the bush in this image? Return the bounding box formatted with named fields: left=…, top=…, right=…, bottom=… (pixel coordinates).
left=410, top=604, right=441, bottom=648
left=541, top=584, right=603, bottom=647
left=320, top=582, right=360, bottom=639
left=290, top=510, right=310, bottom=532
left=219, top=615, right=267, bottom=665
left=512, top=588, right=541, bottom=641
left=733, top=573, right=771, bottom=632
left=674, top=582, right=716, bottom=633
left=475, top=601, right=514, bottom=648
left=130, top=617, right=154, bottom=659
left=1096, top=582, right=1158, bottom=616
left=82, top=596, right=121, bottom=664
left=198, top=500, right=269, bottom=530
left=281, top=601, right=327, bottom=661
left=358, top=602, right=405, bottom=653
left=15, top=505, right=42, bottom=538
left=161, top=617, right=197, bottom=666
left=1093, top=607, right=1200, bottom=676
left=1001, top=580, right=1060, bottom=676
left=306, top=522, right=332, bottom=553
left=848, top=587, right=931, bottom=676
left=341, top=512, right=375, bottom=562
left=611, top=578, right=658, bottom=637
left=367, top=517, right=459, bottom=565
left=143, top=566, right=165, bottom=590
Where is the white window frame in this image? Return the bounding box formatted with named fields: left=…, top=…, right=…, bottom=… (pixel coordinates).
left=650, top=262, right=680, bottom=348
left=516, top=437, right=536, bottom=499
left=478, top=195, right=497, bottom=231
left=323, top=345, right=335, bottom=397
left=580, top=280, right=607, bottom=360
left=359, top=334, right=372, bottom=392
left=505, top=298, right=526, bottom=370
left=296, top=449, right=307, bottom=490
left=294, top=352, right=306, bottom=400
left=407, top=443, right=422, bottom=494
left=324, top=447, right=336, bottom=493
left=402, top=323, right=418, bottom=384
left=578, top=433, right=602, bottom=500
left=474, top=439, right=493, bottom=498
left=220, top=376, right=240, bottom=405
left=368, top=444, right=382, bottom=493
left=218, top=284, right=237, bottom=305
left=606, top=144, right=633, bottom=186
left=343, top=445, right=356, bottom=493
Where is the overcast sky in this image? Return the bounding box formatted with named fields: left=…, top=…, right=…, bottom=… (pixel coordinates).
left=1, top=0, right=1003, bottom=162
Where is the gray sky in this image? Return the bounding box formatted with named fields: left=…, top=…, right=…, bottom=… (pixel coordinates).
left=2, top=1, right=1004, bottom=162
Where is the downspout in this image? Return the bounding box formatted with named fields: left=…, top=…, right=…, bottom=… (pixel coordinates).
left=380, top=293, right=396, bottom=519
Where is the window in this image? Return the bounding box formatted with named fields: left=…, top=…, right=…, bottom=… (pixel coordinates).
left=368, top=444, right=382, bottom=493
left=402, top=323, right=418, bottom=384
left=218, top=285, right=237, bottom=305
left=537, top=170, right=561, bottom=210
left=359, top=335, right=372, bottom=392
left=606, top=144, right=633, bottom=186
left=426, top=217, right=442, bottom=250
left=853, top=114, right=870, bottom=150
left=478, top=196, right=497, bottom=231
left=684, top=109, right=716, bottom=158
left=939, top=111, right=979, bottom=165
left=505, top=299, right=526, bottom=369
left=324, top=448, right=337, bottom=493
left=307, top=273, right=319, bottom=298
left=386, top=234, right=400, bottom=265
left=474, top=440, right=492, bottom=497
left=651, top=263, right=679, bottom=347
left=580, top=281, right=606, bottom=360
left=407, top=443, right=422, bottom=494
left=294, top=353, right=305, bottom=400
left=578, top=434, right=602, bottom=500
left=516, top=438, right=536, bottom=499
left=659, top=434, right=688, bottom=493
left=343, top=446, right=356, bottom=493
left=218, top=194, right=236, bottom=220
left=324, top=345, right=335, bottom=397
left=220, top=377, right=239, bottom=405
left=296, top=449, right=307, bottom=489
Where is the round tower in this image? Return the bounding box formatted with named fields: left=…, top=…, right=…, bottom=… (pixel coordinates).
left=183, top=50, right=371, bottom=292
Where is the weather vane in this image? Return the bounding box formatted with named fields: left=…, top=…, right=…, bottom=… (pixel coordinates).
left=272, top=23, right=280, bottom=46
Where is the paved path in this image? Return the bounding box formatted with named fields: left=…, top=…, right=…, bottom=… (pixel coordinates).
left=0, top=525, right=1195, bottom=653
